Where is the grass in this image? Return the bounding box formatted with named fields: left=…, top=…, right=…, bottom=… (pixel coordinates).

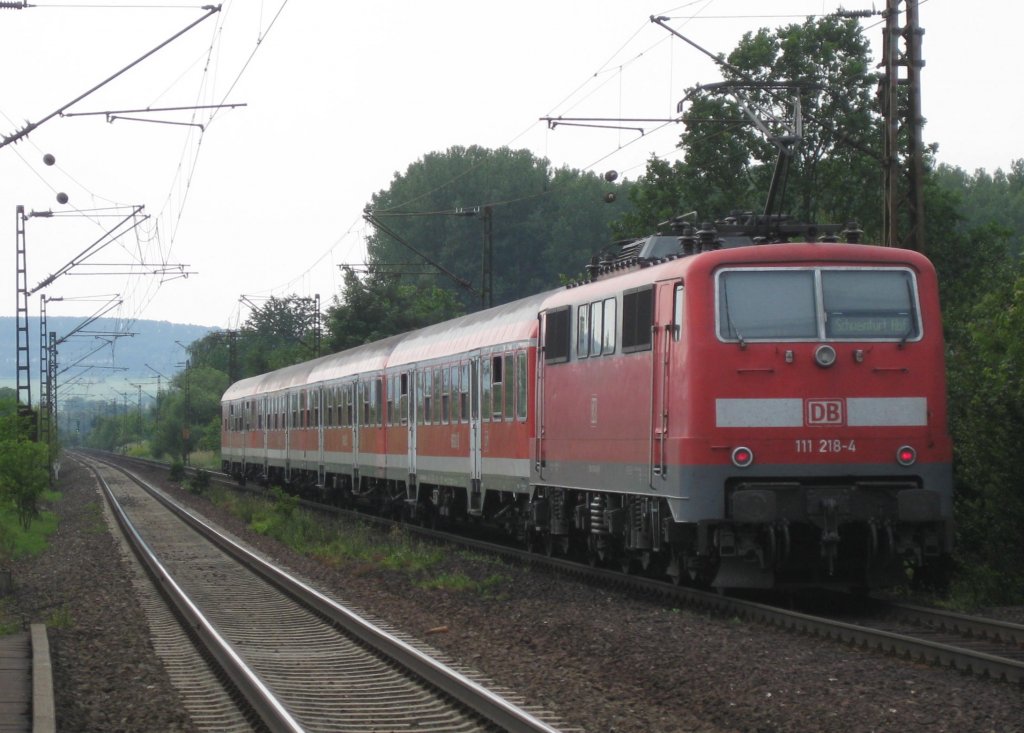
left=82, top=500, right=108, bottom=535
left=206, top=487, right=507, bottom=596
left=45, top=604, right=73, bottom=629
left=0, top=491, right=60, bottom=563
left=0, top=491, right=62, bottom=636
left=187, top=450, right=221, bottom=471
left=0, top=600, right=20, bottom=635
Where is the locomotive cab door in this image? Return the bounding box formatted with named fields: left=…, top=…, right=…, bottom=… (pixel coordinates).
left=650, top=280, right=683, bottom=486
left=533, top=306, right=570, bottom=484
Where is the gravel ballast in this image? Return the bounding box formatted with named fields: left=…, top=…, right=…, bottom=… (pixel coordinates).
left=4, top=457, right=1023, bottom=733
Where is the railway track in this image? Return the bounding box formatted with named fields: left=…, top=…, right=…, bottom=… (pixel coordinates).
left=103, top=452, right=1024, bottom=687
left=81, top=454, right=569, bottom=733
left=464, top=531, right=1024, bottom=686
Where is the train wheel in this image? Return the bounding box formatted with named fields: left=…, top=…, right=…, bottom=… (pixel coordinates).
left=522, top=520, right=539, bottom=554
left=586, top=535, right=602, bottom=567
left=666, top=547, right=685, bottom=585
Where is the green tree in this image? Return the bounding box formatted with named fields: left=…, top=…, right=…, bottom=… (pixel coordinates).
left=326, top=266, right=465, bottom=351
left=617, top=16, right=880, bottom=238
left=943, top=268, right=1024, bottom=603
left=0, top=397, right=49, bottom=529
left=149, top=366, right=228, bottom=463
left=190, top=295, right=321, bottom=382
left=924, top=172, right=1024, bottom=603
left=932, top=161, right=1024, bottom=259
left=239, top=295, right=322, bottom=374
left=366, top=145, right=631, bottom=312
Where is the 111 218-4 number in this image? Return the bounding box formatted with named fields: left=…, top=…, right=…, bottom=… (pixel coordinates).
left=795, top=438, right=856, bottom=453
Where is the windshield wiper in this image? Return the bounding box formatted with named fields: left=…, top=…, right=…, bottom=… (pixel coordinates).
left=722, top=281, right=747, bottom=349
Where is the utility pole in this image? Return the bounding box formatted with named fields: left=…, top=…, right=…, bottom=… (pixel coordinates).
left=47, top=331, right=57, bottom=465
left=39, top=294, right=49, bottom=441
left=480, top=206, right=494, bottom=310
left=880, top=0, right=925, bottom=251
left=314, top=293, right=322, bottom=358
left=184, top=359, right=191, bottom=465
left=15, top=206, right=31, bottom=413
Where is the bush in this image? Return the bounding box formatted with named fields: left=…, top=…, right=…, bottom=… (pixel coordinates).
left=0, top=439, right=50, bottom=529
left=168, top=461, right=185, bottom=483
left=187, top=469, right=211, bottom=495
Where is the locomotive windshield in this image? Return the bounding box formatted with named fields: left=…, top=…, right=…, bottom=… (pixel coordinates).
left=717, top=267, right=920, bottom=342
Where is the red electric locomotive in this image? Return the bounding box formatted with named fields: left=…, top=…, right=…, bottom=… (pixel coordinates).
left=222, top=224, right=952, bottom=590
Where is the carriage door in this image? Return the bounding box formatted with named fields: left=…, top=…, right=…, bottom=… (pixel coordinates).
left=315, top=386, right=323, bottom=489
left=469, top=356, right=483, bottom=512
left=352, top=380, right=362, bottom=488
left=262, top=396, right=269, bottom=478
left=650, top=280, right=682, bottom=485
left=240, top=400, right=248, bottom=472
left=404, top=372, right=416, bottom=496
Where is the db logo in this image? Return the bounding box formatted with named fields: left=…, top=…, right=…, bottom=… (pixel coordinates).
left=805, top=399, right=845, bottom=426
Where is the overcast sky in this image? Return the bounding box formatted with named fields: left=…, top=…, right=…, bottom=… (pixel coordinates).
left=1, top=0, right=1018, bottom=335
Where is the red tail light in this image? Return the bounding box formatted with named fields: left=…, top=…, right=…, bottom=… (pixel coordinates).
left=896, top=445, right=917, bottom=466
left=731, top=446, right=754, bottom=468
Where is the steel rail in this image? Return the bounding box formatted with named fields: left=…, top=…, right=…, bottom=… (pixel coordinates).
left=879, top=600, right=1024, bottom=647
left=92, top=454, right=563, bottom=733
left=91, top=464, right=306, bottom=733
left=104, top=451, right=1024, bottom=686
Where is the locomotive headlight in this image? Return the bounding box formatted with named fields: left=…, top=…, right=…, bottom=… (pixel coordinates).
left=731, top=446, right=754, bottom=468
left=814, top=344, right=837, bottom=368
left=896, top=445, right=917, bottom=466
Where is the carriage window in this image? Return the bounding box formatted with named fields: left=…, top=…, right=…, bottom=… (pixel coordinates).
left=602, top=298, right=616, bottom=354
left=544, top=306, right=571, bottom=364
left=452, top=366, right=460, bottom=423
left=576, top=306, right=590, bottom=358
left=400, top=373, right=409, bottom=425
left=622, top=286, right=653, bottom=353
left=822, top=270, right=919, bottom=339
left=589, top=301, right=603, bottom=356
left=492, top=355, right=504, bottom=419
left=432, top=368, right=442, bottom=424
left=471, top=360, right=480, bottom=420
left=442, top=366, right=451, bottom=424
left=482, top=357, right=492, bottom=422
left=673, top=284, right=685, bottom=342
left=719, top=270, right=816, bottom=340
left=423, top=370, right=432, bottom=425
left=460, top=363, right=470, bottom=421
left=503, top=354, right=514, bottom=419
left=516, top=351, right=528, bottom=421
left=717, top=268, right=920, bottom=341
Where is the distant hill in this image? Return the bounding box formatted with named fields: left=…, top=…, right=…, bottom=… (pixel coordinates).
left=0, top=317, right=215, bottom=400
